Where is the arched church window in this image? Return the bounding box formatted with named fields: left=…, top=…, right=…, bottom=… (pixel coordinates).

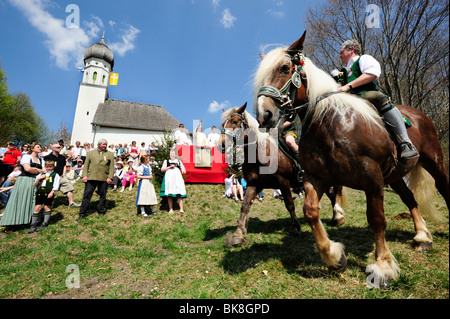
left=102, top=75, right=106, bottom=84
left=93, top=72, right=97, bottom=83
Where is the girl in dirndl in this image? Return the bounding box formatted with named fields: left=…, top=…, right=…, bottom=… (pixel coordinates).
left=160, top=149, right=186, bottom=214
left=135, top=154, right=158, bottom=217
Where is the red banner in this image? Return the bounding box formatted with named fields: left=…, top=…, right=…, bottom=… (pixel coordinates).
left=175, top=145, right=228, bottom=183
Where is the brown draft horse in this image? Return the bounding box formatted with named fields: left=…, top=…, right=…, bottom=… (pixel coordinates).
left=254, top=31, right=449, bottom=287
left=220, top=102, right=301, bottom=245
left=219, top=103, right=346, bottom=246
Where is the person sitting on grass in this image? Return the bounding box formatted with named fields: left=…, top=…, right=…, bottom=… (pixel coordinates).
left=224, top=173, right=244, bottom=203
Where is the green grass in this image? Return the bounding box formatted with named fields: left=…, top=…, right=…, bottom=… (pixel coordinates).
left=0, top=182, right=448, bottom=299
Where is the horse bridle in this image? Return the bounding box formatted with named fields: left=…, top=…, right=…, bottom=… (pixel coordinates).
left=257, top=50, right=306, bottom=119
left=221, top=112, right=259, bottom=150
left=221, top=112, right=248, bottom=140
left=257, top=50, right=343, bottom=126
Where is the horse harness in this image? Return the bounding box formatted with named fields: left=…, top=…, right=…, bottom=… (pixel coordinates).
left=257, top=50, right=306, bottom=120
left=257, top=49, right=344, bottom=128
left=221, top=112, right=250, bottom=144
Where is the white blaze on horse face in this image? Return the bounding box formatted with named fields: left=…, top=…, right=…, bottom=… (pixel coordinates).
left=257, top=96, right=267, bottom=124
left=258, top=128, right=279, bottom=175
left=257, top=96, right=279, bottom=127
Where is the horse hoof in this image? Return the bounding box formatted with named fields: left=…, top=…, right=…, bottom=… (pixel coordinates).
left=413, top=242, right=432, bottom=252
left=330, top=218, right=345, bottom=227
left=328, top=253, right=347, bottom=273
left=365, top=272, right=391, bottom=290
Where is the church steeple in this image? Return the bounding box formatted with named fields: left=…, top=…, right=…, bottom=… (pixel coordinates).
left=83, top=33, right=114, bottom=71
left=81, top=34, right=114, bottom=86
left=71, top=34, right=115, bottom=145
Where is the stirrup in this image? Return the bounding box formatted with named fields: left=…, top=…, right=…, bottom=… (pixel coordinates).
left=297, top=169, right=304, bottom=184
left=399, top=142, right=419, bottom=160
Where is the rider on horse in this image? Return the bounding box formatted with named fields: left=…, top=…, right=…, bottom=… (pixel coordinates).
left=282, top=113, right=301, bottom=165
left=337, top=39, right=419, bottom=162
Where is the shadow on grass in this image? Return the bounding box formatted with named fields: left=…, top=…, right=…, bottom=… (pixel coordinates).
left=205, top=216, right=418, bottom=279
left=77, top=200, right=116, bottom=216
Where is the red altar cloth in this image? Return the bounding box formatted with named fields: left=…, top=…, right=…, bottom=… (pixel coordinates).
left=175, top=145, right=228, bottom=183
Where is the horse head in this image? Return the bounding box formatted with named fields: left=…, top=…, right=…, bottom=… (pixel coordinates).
left=219, top=102, right=249, bottom=152
left=255, top=31, right=308, bottom=129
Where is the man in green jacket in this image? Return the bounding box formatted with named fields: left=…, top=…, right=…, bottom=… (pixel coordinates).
left=338, top=39, right=419, bottom=162
left=78, top=139, right=115, bottom=220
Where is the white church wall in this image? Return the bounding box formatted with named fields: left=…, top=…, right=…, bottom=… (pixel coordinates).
left=70, top=83, right=108, bottom=145
left=92, top=127, right=168, bottom=146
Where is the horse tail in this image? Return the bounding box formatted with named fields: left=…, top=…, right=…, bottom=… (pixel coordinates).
left=406, top=164, right=443, bottom=222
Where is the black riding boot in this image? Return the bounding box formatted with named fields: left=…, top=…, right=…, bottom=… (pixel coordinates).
left=382, top=104, right=419, bottom=161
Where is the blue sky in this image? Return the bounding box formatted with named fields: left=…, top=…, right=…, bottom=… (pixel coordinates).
left=0, top=0, right=314, bottom=136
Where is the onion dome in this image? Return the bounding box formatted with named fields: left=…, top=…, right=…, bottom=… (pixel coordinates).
left=84, top=34, right=114, bottom=70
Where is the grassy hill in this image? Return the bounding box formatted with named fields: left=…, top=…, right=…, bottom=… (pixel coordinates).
left=0, top=181, right=448, bottom=299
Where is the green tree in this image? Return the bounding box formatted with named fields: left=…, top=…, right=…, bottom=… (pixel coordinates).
left=152, top=130, right=176, bottom=188
left=0, top=61, right=50, bottom=146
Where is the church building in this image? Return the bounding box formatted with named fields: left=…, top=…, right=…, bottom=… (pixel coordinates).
left=70, top=36, right=185, bottom=146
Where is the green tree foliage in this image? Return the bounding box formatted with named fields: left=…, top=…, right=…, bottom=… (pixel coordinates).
left=152, top=130, right=176, bottom=188
left=0, top=62, right=50, bottom=146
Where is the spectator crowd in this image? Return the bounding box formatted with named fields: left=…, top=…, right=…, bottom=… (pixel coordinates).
left=0, top=122, right=293, bottom=234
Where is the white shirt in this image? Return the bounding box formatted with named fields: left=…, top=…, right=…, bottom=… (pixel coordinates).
left=207, top=132, right=220, bottom=147
left=224, top=176, right=240, bottom=197
left=114, top=168, right=124, bottom=178
left=344, top=54, right=381, bottom=79
left=174, top=129, right=191, bottom=145
left=72, top=146, right=82, bottom=157
left=35, top=171, right=61, bottom=191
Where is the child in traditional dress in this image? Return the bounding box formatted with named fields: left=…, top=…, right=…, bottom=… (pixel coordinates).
left=121, top=162, right=136, bottom=192
left=160, top=149, right=187, bottom=214
left=112, top=161, right=124, bottom=191
left=29, top=161, right=60, bottom=233
left=136, top=154, right=158, bottom=217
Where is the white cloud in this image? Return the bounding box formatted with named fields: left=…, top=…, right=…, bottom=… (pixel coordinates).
left=221, top=8, right=236, bottom=28
left=109, top=25, right=141, bottom=57
left=267, top=9, right=285, bottom=18
left=212, top=0, right=220, bottom=12
left=84, top=16, right=104, bottom=38
left=8, top=0, right=90, bottom=70
left=209, top=100, right=230, bottom=113
left=8, top=0, right=140, bottom=69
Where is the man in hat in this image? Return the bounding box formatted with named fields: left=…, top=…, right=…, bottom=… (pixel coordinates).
left=0, top=142, right=22, bottom=186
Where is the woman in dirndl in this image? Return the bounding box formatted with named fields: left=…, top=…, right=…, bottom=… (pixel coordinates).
left=1, top=143, right=45, bottom=232
left=160, top=149, right=186, bottom=214
left=135, top=154, right=158, bottom=217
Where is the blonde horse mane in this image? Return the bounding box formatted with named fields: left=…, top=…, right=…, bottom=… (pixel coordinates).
left=253, top=46, right=384, bottom=130
left=221, top=108, right=276, bottom=149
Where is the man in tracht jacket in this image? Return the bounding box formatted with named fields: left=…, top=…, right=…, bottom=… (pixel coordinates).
left=78, top=139, right=115, bottom=220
